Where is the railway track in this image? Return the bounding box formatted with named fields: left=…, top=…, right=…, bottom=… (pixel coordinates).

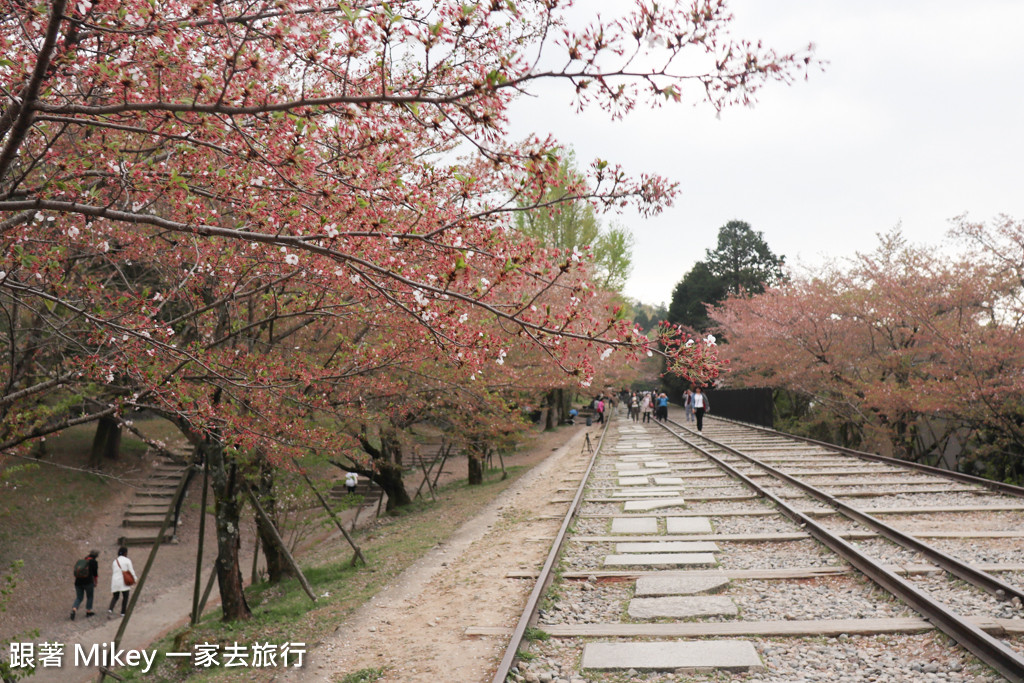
left=490, top=413, right=1024, bottom=682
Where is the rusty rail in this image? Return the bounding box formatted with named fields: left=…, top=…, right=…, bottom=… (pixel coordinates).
left=490, top=418, right=610, bottom=683
left=662, top=418, right=1024, bottom=682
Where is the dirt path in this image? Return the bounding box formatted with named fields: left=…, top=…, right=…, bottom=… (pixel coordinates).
left=286, top=426, right=593, bottom=683
left=19, top=454, right=229, bottom=683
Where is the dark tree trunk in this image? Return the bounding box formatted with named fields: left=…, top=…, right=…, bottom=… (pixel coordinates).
left=544, top=389, right=558, bottom=430
left=254, top=458, right=291, bottom=583
left=204, top=436, right=252, bottom=622
left=467, top=452, right=484, bottom=486
left=375, top=460, right=412, bottom=511
left=89, top=415, right=121, bottom=468
left=350, top=428, right=412, bottom=512
left=558, top=388, right=571, bottom=422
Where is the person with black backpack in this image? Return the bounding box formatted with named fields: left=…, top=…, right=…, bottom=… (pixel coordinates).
left=70, top=549, right=100, bottom=620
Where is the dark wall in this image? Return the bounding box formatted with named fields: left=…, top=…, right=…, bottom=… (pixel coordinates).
left=706, top=387, right=774, bottom=428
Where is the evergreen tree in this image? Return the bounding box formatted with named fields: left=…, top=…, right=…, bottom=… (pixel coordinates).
left=705, top=220, right=785, bottom=295
left=668, top=220, right=784, bottom=331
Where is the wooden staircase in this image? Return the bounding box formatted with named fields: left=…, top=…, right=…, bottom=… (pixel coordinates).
left=327, top=478, right=383, bottom=509
left=118, top=446, right=193, bottom=546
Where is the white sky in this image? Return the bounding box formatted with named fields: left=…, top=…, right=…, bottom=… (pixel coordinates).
left=506, top=0, right=1024, bottom=306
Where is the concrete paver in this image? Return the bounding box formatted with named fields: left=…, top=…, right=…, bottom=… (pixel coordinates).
left=581, top=640, right=764, bottom=672
left=610, top=517, right=658, bottom=534
left=628, top=595, right=738, bottom=619
left=615, top=541, right=720, bottom=553
left=612, top=488, right=681, bottom=498
left=666, top=517, right=713, bottom=534
left=634, top=573, right=731, bottom=596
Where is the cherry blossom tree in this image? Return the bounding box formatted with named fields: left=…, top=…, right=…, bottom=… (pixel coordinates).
left=1, top=0, right=813, bottom=619
left=712, top=226, right=1024, bottom=473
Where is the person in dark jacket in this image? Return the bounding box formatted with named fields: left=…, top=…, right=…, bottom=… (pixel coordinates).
left=70, top=549, right=100, bottom=620
left=692, top=387, right=710, bottom=433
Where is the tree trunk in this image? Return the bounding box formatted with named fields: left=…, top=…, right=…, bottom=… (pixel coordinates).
left=558, top=388, right=571, bottom=422
left=544, top=389, right=558, bottom=430
left=374, top=460, right=412, bottom=511
left=88, top=415, right=121, bottom=468
left=254, top=458, right=292, bottom=583
left=467, top=452, right=484, bottom=486
left=204, top=436, right=252, bottom=621
left=353, top=427, right=413, bottom=512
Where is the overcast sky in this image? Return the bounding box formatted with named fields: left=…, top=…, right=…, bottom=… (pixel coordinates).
left=507, top=0, right=1024, bottom=307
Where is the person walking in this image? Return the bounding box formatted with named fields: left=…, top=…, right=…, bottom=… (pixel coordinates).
left=345, top=471, right=358, bottom=494
left=595, top=397, right=605, bottom=424
left=693, top=387, right=710, bottom=433
left=109, top=546, right=137, bottom=618
left=640, top=391, right=652, bottom=423
left=683, top=389, right=694, bottom=422
left=70, top=549, right=100, bottom=620
left=656, top=392, right=669, bottom=421
left=629, top=392, right=640, bottom=422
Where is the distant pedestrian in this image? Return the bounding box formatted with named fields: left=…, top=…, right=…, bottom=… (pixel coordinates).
left=640, top=392, right=652, bottom=423
left=70, top=549, right=100, bottom=620
left=629, top=393, right=639, bottom=422
left=693, top=387, right=710, bottom=433
left=109, top=546, right=137, bottom=618
left=683, top=389, right=694, bottom=422
left=595, top=397, right=605, bottom=424
left=656, top=392, right=669, bottom=421
left=345, top=471, right=358, bottom=494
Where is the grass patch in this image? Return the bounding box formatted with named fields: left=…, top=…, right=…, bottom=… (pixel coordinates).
left=523, top=626, right=550, bottom=641
left=338, top=668, right=386, bottom=683
left=118, top=465, right=534, bottom=681
left=0, top=460, right=108, bottom=560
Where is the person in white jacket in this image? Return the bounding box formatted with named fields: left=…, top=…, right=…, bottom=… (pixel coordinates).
left=108, top=546, right=137, bottom=618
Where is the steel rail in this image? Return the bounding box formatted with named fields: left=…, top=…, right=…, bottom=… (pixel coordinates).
left=711, top=414, right=1024, bottom=499
left=490, top=417, right=612, bottom=683
left=656, top=420, right=1024, bottom=682
left=671, top=418, right=1024, bottom=603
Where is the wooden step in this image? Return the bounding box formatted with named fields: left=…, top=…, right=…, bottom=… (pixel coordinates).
left=118, top=532, right=175, bottom=546
left=122, top=516, right=169, bottom=528
left=125, top=507, right=170, bottom=516
left=152, top=467, right=187, bottom=476
left=144, top=481, right=180, bottom=489
left=150, top=471, right=184, bottom=479
left=327, top=483, right=382, bottom=501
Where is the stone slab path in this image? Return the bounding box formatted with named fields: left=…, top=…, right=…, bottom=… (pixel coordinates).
left=628, top=595, right=738, bottom=619
left=581, top=640, right=764, bottom=673
left=609, top=517, right=658, bottom=534
left=634, top=572, right=731, bottom=596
